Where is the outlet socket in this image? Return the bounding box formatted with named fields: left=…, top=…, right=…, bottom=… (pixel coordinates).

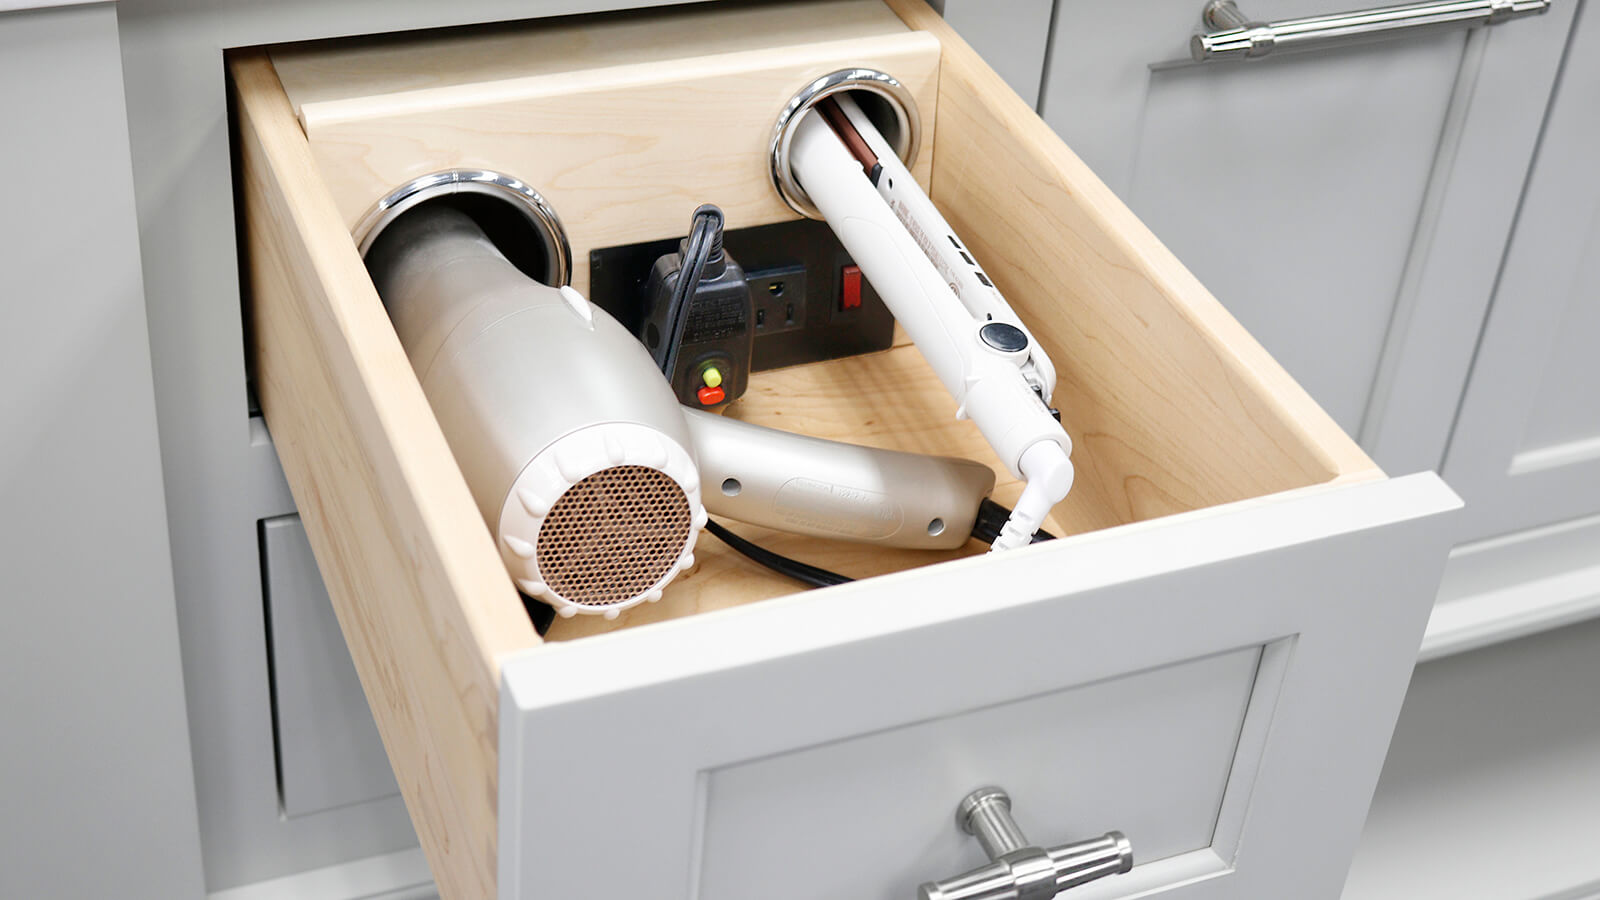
left=746, top=264, right=807, bottom=335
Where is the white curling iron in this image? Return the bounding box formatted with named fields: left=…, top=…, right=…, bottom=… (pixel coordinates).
left=789, top=95, right=1074, bottom=552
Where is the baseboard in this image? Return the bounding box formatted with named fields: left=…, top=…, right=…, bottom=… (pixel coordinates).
left=1420, top=511, right=1600, bottom=661
left=208, top=848, right=434, bottom=900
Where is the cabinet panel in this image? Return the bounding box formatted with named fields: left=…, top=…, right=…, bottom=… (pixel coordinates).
left=1442, top=1, right=1600, bottom=543
left=1345, top=618, right=1600, bottom=900
left=936, top=0, right=1053, bottom=106
left=261, top=515, right=401, bottom=819
left=0, top=5, right=205, bottom=898
left=1512, top=224, right=1600, bottom=451
left=1040, top=0, right=1465, bottom=434
left=1129, top=35, right=1460, bottom=432
left=1039, top=0, right=1573, bottom=472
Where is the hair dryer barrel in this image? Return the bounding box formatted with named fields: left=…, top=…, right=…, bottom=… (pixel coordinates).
left=366, top=206, right=704, bottom=619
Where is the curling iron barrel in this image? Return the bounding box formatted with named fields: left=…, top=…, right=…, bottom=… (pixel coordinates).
left=775, top=78, right=1077, bottom=551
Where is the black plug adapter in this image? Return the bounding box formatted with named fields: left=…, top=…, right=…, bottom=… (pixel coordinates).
left=639, top=205, right=753, bottom=409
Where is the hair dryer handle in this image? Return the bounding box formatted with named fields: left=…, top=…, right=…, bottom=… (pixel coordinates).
left=683, top=410, right=995, bottom=550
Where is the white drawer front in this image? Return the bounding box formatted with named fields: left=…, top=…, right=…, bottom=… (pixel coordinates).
left=500, top=475, right=1458, bottom=900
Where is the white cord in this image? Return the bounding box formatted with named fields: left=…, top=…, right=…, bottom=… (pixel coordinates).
left=990, top=442, right=1075, bottom=553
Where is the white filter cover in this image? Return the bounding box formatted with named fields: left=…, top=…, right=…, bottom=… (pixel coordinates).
left=496, top=421, right=705, bottom=619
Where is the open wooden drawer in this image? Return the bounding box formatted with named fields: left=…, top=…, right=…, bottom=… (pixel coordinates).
left=231, top=1, right=1460, bottom=898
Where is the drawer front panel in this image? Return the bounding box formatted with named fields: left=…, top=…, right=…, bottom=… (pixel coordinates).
left=500, top=475, right=1459, bottom=900
left=699, top=645, right=1269, bottom=900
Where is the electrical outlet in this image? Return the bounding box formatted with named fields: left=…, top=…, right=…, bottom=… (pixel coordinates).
left=746, top=264, right=807, bottom=335
left=589, top=218, right=895, bottom=372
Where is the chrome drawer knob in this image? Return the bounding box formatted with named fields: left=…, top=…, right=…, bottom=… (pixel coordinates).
left=918, top=787, right=1132, bottom=900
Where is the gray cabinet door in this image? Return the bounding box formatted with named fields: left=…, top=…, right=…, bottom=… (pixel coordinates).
left=1037, top=0, right=1575, bottom=474
left=1442, top=2, right=1600, bottom=545
left=0, top=4, right=204, bottom=899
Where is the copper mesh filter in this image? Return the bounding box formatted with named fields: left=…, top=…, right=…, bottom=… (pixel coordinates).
left=535, top=465, right=693, bottom=606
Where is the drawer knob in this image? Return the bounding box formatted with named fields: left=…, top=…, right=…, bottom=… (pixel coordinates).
left=917, top=787, right=1132, bottom=900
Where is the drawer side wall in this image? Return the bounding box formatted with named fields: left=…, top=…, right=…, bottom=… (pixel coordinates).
left=232, top=50, right=539, bottom=900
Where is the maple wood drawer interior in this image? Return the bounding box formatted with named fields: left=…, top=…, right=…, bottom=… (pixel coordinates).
left=227, top=1, right=1459, bottom=898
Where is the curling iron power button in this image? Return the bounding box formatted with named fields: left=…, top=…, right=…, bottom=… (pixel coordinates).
left=978, top=322, right=1029, bottom=353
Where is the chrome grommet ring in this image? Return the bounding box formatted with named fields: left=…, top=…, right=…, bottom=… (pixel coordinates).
left=353, top=169, right=572, bottom=286
left=770, top=69, right=921, bottom=220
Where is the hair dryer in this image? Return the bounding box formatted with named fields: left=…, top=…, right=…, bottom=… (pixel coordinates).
left=366, top=205, right=995, bottom=618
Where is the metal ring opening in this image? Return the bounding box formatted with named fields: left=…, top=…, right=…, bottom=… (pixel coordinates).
left=770, top=69, right=922, bottom=220
left=354, top=169, right=572, bottom=286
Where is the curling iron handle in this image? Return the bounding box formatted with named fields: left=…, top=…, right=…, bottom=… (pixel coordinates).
left=684, top=410, right=995, bottom=550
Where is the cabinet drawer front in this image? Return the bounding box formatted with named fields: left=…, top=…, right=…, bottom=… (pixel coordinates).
left=501, top=474, right=1457, bottom=899
left=230, top=2, right=1459, bottom=898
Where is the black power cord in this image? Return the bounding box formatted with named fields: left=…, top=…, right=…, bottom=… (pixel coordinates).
left=651, top=204, right=731, bottom=382
left=704, top=520, right=853, bottom=588
left=971, top=497, right=1057, bottom=546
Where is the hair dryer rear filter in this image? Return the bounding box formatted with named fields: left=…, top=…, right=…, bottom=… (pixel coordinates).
left=496, top=421, right=705, bottom=619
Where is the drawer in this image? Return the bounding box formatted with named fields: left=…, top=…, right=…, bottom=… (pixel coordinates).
left=228, top=2, right=1460, bottom=898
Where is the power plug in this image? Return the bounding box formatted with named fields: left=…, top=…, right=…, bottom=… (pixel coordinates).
left=639, top=206, right=753, bottom=409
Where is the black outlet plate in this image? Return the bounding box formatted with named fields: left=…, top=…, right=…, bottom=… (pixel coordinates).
left=588, top=219, right=895, bottom=372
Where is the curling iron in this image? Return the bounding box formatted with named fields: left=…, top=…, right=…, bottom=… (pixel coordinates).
left=786, top=94, right=1075, bottom=552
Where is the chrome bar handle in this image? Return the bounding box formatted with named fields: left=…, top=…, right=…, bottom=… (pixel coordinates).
left=1192, top=0, right=1550, bottom=61
left=917, top=788, right=1133, bottom=900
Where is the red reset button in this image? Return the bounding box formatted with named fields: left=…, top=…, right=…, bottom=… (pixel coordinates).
left=840, top=264, right=862, bottom=311
left=696, top=384, right=726, bottom=406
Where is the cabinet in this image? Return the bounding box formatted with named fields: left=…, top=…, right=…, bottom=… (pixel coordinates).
left=0, top=4, right=204, bottom=899
left=231, top=2, right=1457, bottom=898
left=1346, top=618, right=1600, bottom=900
left=1036, top=0, right=1575, bottom=478
left=1441, top=2, right=1600, bottom=545
left=1418, top=0, right=1600, bottom=658
left=6, top=0, right=1579, bottom=896
left=1344, top=6, right=1600, bottom=898
left=84, top=0, right=1578, bottom=897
